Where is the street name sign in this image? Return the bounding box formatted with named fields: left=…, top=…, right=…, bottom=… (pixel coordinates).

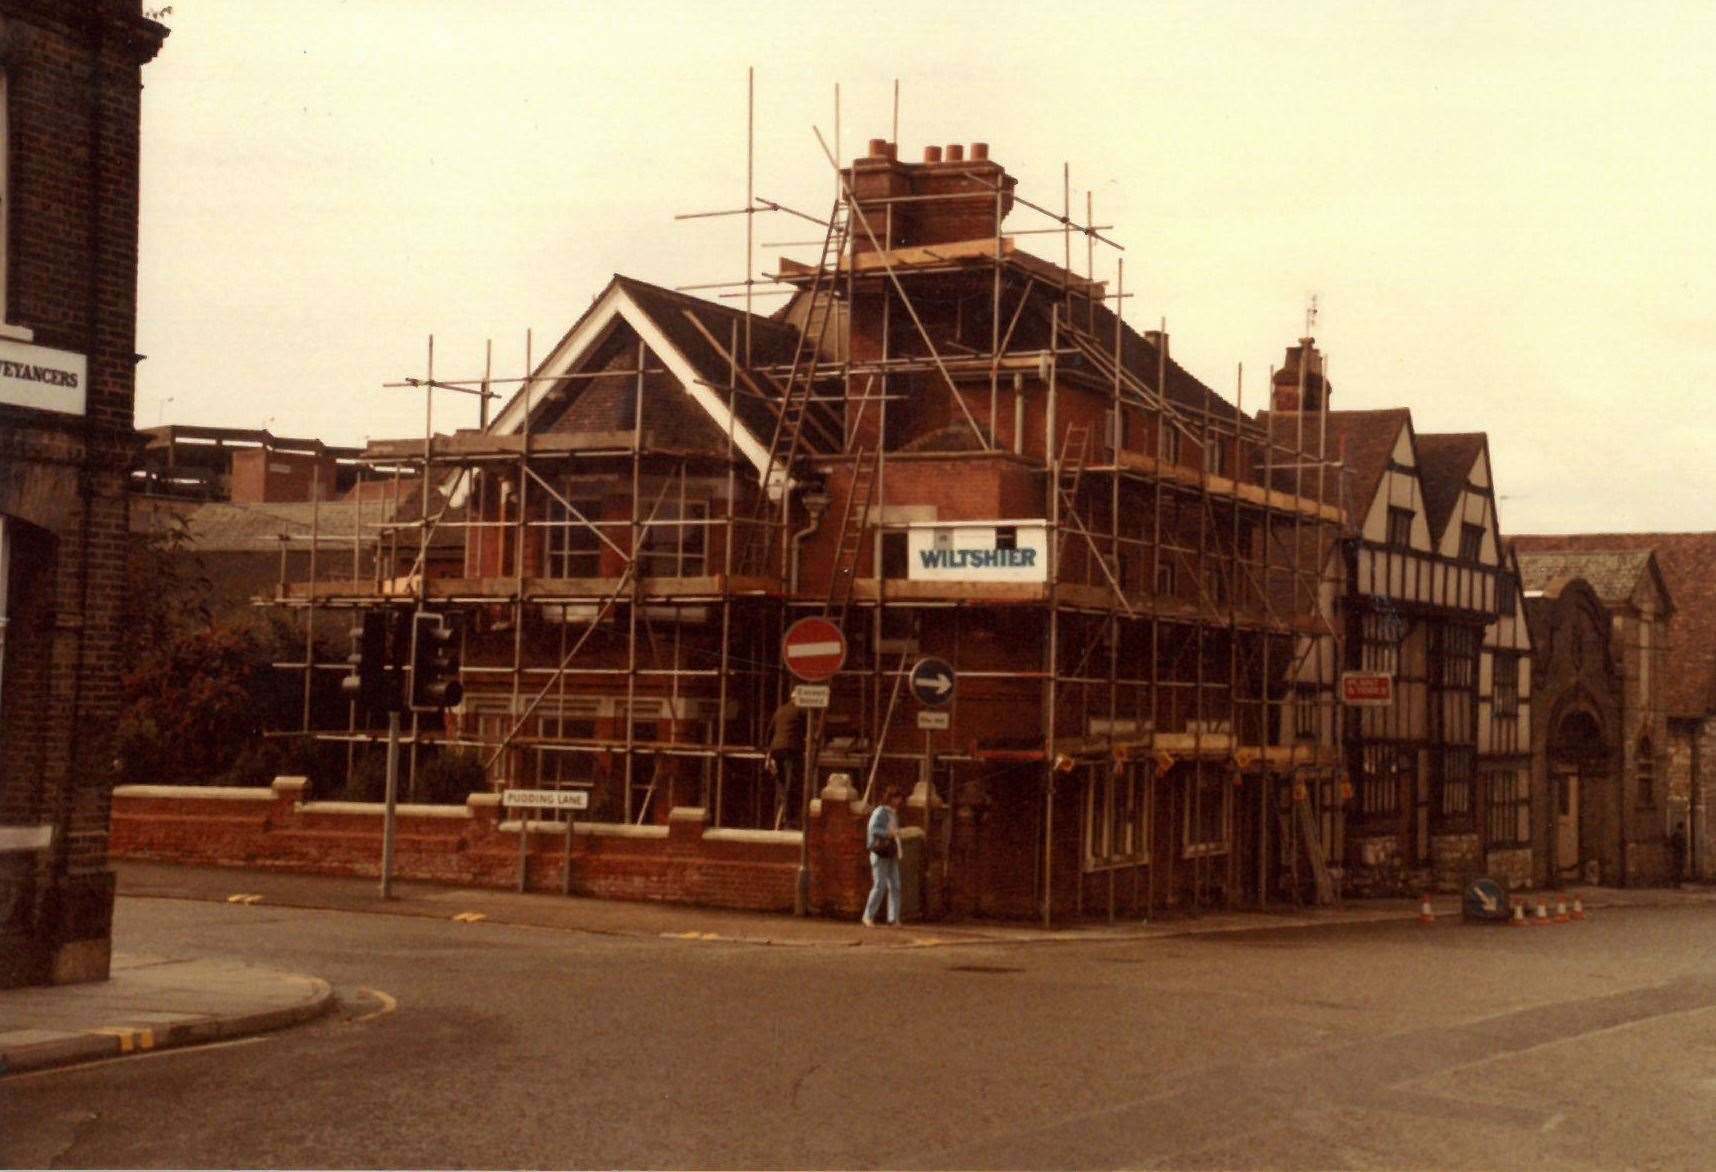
left=792, top=684, right=830, bottom=709
left=502, top=788, right=590, bottom=811
left=910, top=657, right=956, bottom=708
left=783, top=617, right=846, bottom=682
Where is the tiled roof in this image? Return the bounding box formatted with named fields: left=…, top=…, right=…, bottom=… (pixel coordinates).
left=1415, top=433, right=1486, bottom=541
left=501, top=275, right=832, bottom=464
left=1515, top=533, right=1704, bottom=713
left=1513, top=549, right=1655, bottom=607
left=612, top=276, right=813, bottom=452
left=1309, top=409, right=1412, bottom=524
left=1024, top=296, right=1242, bottom=426
left=133, top=493, right=462, bottom=552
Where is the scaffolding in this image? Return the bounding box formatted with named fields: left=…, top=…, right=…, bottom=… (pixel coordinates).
left=266, top=84, right=1350, bottom=923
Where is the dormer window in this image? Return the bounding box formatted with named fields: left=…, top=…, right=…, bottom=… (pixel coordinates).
left=1459, top=523, right=1484, bottom=562
left=1387, top=507, right=1413, bottom=549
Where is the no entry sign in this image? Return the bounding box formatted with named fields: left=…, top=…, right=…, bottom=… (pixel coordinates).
left=783, top=617, right=847, bottom=682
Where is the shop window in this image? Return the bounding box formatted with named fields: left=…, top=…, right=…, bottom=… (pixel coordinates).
left=1084, top=765, right=1150, bottom=871
left=1360, top=745, right=1405, bottom=817
left=1485, top=770, right=1529, bottom=847
left=1437, top=746, right=1474, bottom=818
left=1182, top=764, right=1230, bottom=856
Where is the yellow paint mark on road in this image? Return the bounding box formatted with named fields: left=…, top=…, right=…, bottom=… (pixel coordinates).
left=451, top=911, right=486, bottom=923
left=5, top=1035, right=271, bottom=1082
left=226, top=893, right=264, bottom=905
left=661, top=931, right=721, bottom=942
left=89, top=1027, right=154, bottom=1053
left=352, top=987, right=398, bottom=1024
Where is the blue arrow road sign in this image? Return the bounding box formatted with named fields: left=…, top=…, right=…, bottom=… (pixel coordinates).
left=910, top=657, right=956, bottom=708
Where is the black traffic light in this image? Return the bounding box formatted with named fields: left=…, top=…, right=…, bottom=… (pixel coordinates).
left=340, top=610, right=394, bottom=712
left=409, top=610, right=463, bottom=711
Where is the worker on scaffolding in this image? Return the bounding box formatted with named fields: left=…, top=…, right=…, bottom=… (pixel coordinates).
left=765, top=697, right=803, bottom=829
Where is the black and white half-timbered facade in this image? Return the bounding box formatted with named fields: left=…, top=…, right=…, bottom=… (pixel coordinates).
left=1270, top=345, right=1528, bottom=895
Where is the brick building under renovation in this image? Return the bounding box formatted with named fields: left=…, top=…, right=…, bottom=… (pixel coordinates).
left=235, top=138, right=1355, bottom=923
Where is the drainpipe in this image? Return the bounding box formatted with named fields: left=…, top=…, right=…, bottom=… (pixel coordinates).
left=788, top=488, right=831, bottom=594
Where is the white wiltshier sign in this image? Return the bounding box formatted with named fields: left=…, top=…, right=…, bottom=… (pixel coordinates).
left=0, top=337, right=87, bottom=417
left=503, top=788, right=589, bottom=811
left=906, top=521, right=1049, bottom=583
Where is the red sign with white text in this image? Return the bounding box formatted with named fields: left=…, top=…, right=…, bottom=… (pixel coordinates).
left=1341, top=672, right=1395, bottom=707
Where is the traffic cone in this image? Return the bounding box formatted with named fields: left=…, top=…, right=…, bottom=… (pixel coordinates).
left=1533, top=899, right=1550, bottom=924
left=1419, top=894, right=1436, bottom=925
left=1510, top=900, right=1527, bottom=927
left=1554, top=898, right=1569, bottom=924
left=1570, top=897, right=1586, bottom=922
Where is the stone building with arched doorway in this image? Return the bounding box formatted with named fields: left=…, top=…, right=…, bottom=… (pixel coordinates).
left=1518, top=557, right=1672, bottom=887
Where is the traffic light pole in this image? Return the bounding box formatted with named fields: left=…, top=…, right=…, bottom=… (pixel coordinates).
left=380, top=710, right=400, bottom=899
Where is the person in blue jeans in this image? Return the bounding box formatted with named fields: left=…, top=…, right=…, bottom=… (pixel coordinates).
left=863, top=785, right=905, bottom=927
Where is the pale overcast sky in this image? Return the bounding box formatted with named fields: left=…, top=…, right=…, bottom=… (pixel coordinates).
left=135, top=1, right=1716, bottom=534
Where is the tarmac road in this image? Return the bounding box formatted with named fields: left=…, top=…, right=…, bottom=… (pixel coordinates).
left=6, top=888, right=1716, bottom=1169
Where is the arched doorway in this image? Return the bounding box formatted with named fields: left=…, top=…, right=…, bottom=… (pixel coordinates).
left=1549, top=708, right=1606, bottom=880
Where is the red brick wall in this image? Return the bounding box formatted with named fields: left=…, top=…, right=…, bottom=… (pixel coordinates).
left=229, top=448, right=339, bottom=503
left=110, top=778, right=879, bottom=916
left=0, top=0, right=167, bottom=986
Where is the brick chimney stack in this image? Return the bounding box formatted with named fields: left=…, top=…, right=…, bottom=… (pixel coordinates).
left=844, top=140, right=1016, bottom=254
left=1271, top=338, right=1330, bottom=412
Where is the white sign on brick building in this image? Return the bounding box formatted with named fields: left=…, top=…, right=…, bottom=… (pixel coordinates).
left=0, top=337, right=87, bottom=417
left=907, top=521, right=1049, bottom=583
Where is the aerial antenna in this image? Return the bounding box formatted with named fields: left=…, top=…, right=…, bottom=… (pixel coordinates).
left=1304, top=292, right=1319, bottom=337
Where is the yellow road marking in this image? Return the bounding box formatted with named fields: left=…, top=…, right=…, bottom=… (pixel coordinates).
left=451, top=911, right=486, bottom=923
left=89, top=1026, right=154, bottom=1052
left=352, top=987, right=398, bottom=1024
left=3, top=1035, right=271, bottom=1081
left=226, top=893, right=264, bottom=905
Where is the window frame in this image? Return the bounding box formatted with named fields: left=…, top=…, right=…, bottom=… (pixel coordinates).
left=543, top=496, right=606, bottom=579
left=1459, top=522, right=1484, bottom=562
left=1387, top=506, right=1414, bottom=549
left=1084, top=764, right=1151, bottom=872
left=638, top=500, right=709, bottom=578
left=1484, top=769, right=1530, bottom=848
left=1181, top=763, right=1231, bottom=857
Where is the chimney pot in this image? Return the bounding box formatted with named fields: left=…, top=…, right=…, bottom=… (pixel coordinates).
left=971, top=142, right=989, bottom=160
left=946, top=144, right=965, bottom=162
left=884, top=141, right=898, bottom=160
left=924, top=145, right=943, bottom=163
left=866, top=138, right=887, bottom=159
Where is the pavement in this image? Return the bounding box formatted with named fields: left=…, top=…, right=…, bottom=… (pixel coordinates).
left=3, top=860, right=1709, bottom=1079
left=0, top=951, right=333, bottom=1077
